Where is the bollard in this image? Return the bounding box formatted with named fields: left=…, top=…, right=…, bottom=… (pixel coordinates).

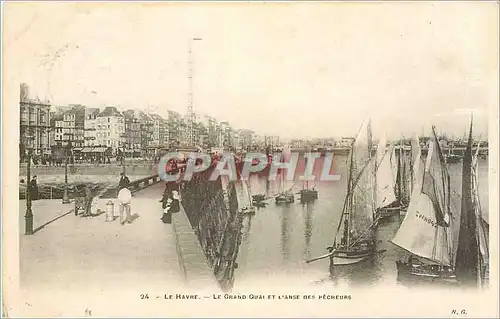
left=119, top=203, right=125, bottom=224
left=106, top=200, right=115, bottom=222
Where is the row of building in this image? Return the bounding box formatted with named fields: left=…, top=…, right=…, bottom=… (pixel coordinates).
left=19, top=84, right=283, bottom=160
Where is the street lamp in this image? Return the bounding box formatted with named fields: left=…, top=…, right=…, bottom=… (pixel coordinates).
left=121, top=141, right=126, bottom=174
left=62, top=143, right=71, bottom=204
left=24, top=135, right=34, bottom=235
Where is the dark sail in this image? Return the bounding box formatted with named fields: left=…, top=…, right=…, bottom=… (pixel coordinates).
left=455, top=120, right=479, bottom=285
left=421, top=127, right=450, bottom=227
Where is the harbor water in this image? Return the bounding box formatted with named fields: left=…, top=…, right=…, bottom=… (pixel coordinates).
left=232, top=154, right=489, bottom=289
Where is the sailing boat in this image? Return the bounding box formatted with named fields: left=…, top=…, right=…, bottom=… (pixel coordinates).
left=471, top=141, right=489, bottom=287
left=445, top=143, right=462, bottom=164
left=393, top=140, right=411, bottom=212
left=391, top=122, right=485, bottom=285
left=391, top=126, right=456, bottom=283
left=326, top=119, right=379, bottom=265
left=275, top=148, right=294, bottom=204
left=455, top=121, right=489, bottom=287
left=299, top=153, right=318, bottom=203
left=374, top=135, right=399, bottom=221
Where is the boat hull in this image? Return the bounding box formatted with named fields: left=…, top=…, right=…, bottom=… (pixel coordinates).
left=396, top=260, right=458, bottom=285
left=376, top=206, right=401, bottom=222
left=330, top=241, right=376, bottom=266
left=300, top=189, right=318, bottom=203
left=331, top=250, right=374, bottom=265
left=275, top=194, right=294, bottom=204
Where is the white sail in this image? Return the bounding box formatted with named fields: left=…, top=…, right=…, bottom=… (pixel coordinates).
left=350, top=119, right=376, bottom=236
left=237, top=181, right=253, bottom=209
left=375, top=141, right=396, bottom=209
left=390, top=146, right=398, bottom=184
left=391, top=132, right=452, bottom=266
left=390, top=188, right=452, bottom=266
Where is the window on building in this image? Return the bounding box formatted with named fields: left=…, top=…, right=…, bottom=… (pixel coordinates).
left=107, top=132, right=110, bottom=137
left=108, top=117, right=110, bottom=123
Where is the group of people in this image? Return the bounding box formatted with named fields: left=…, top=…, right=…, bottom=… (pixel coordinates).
left=159, top=182, right=181, bottom=224
left=118, top=172, right=181, bottom=225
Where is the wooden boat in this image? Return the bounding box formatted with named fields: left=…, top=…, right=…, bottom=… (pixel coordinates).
left=457, top=137, right=489, bottom=287
left=445, top=153, right=462, bottom=164
left=252, top=194, right=266, bottom=206
left=391, top=120, right=489, bottom=286
left=379, top=136, right=422, bottom=220
left=391, top=126, right=457, bottom=284
left=327, top=119, right=379, bottom=266
left=275, top=190, right=295, bottom=204
left=300, top=188, right=318, bottom=203
left=299, top=154, right=318, bottom=203
left=445, top=145, right=462, bottom=164
left=275, top=149, right=295, bottom=204
left=374, top=136, right=399, bottom=222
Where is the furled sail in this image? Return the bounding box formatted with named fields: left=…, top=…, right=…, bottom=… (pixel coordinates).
left=400, top=147, right=411, bottom=206
left=390, top=130, right=452, bottom=266
left=375, top=135, right=396, bottom=209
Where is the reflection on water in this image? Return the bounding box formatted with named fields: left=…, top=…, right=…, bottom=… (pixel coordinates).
left=234, top=155, right=489, bottom=289
left=303, top=203, right=313, bottom=261
left=280, top=206, right=291, bottom=263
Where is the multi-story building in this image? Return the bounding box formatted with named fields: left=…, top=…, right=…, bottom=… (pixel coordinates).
left=198, top=114, right=218, bottom=148
left=19, top=83, right=52, bottom=158
left=238, top=129, right=254, bottom=151
left=96, top=106, right=125, bottom=154
left=136, top=111, right=154, bottom=157
left=123, top=110, right=141, bottom=155
left=72, top=105, right=86, bottom=149
left=49, top=104, right=86, bottom=150
left=149, top=113, right=168, bottom=149
left=232, top=130, right=242, bottom=150
left=51, top=113, right=64, bottom=146
left=84, top=108, right=100, bottom=147
left=219, top=121, right=233, bottom=149
left=166, top=110, right=182, bottom=148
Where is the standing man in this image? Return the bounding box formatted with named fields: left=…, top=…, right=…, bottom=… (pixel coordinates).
left=29, top=175, right=39, bottom=201
left=118, top=172, right=130, bottom=192
left=118, top=187, right=133, bottom=224
left=82, top=184, right=94, bottom=217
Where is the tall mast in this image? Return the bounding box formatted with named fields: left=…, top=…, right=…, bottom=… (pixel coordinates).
left=345, top=139, right=356, bottom=247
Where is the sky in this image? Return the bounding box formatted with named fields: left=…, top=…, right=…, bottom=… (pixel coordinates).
left=4, top=2, right=498, bottom=140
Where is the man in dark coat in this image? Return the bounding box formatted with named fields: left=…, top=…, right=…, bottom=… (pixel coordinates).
left=83, top=184, right=94, bottom=217
left=118, top=172, right=130, bottom=191
left=28, top=175, right=39, bottom=201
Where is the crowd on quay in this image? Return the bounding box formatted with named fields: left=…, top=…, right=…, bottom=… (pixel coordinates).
left=20, top=154, right=155, bottom=166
